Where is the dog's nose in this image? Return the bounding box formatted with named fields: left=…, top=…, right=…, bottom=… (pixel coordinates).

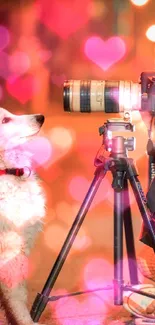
left=36, top=115, right=45, bottom=125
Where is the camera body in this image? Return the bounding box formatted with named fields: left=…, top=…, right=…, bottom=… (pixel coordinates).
left=141, top=72, right=155, bottom=114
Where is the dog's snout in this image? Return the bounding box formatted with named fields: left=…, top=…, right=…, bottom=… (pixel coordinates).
left=36, top=115, right=45, bottom=125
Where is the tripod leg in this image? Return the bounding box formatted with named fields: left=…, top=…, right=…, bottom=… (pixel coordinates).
left=31, top=167, right=107, bottom=322
left=123, top=179, right=139, bottom=285
left=129, top=173, right=155, bottom=249
left=114, top=188, right=124, bottom=305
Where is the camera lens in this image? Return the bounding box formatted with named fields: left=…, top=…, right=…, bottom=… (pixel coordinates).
left=63, top=80, right=141, bottom=113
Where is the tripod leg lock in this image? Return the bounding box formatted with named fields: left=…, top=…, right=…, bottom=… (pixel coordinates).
left=30, top=292, right=49, bottom=321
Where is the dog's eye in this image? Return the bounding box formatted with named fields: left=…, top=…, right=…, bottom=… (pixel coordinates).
left=2, top=117, right=12, bottom=124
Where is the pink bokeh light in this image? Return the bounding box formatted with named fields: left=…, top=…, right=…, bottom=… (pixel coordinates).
left=37, top=0, right=91, bottom=39
left=51, top=73, right=66, bottom=87
left=83, top=258, right=116, bottom=311
left=73, top=228, right=91, bottom=251
left=54, top=289, right=107, bottom=325
left=84, top=36, right=126, bottom=70
left=3, top=133, right=52, bottom=169
left=6, top=75, right=41, bottom=104
left=39, top=49, right=52, bottom=62
left=9, top=51, right=30, bottom=80
left=24, top=136, right=52, bottom=167
left=83, top=258, right=113, bottom=291
left=0, top=25, right=10, bottom=50
left=84, top=257, right=144, bottom=295
left=0, top=51, right=30, bottom=81
left=68, top=175, right=110, bottom=208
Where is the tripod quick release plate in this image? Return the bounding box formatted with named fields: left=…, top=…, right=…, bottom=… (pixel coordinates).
left=99, top=119, right=135, bottom=135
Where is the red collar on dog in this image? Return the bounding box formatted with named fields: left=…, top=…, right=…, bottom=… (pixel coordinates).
left=0, top=168, right=24, bottom=177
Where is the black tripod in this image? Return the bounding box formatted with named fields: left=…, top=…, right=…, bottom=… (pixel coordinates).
left=30, top=120, right=155, bottom=323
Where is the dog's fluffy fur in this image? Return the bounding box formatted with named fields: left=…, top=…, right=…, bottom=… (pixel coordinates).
left=0, top=108, right=46, bottom=325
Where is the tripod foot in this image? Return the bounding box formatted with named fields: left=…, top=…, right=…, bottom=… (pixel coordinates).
left=123, top=284, right=155, bottom=319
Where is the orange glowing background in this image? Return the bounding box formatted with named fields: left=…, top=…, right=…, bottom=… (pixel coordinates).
left=0, top=0, right=155, bottom=323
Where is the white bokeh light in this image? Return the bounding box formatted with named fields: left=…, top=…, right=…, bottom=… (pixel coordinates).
left=130, top=0, right=149, bottom=6
left=146, top=25, right=155, bottom=42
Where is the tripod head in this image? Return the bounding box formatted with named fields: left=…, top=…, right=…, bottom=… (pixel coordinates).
left=99, top=118, right=135, bottom=155
left=94, top=118, right=136, bottom=168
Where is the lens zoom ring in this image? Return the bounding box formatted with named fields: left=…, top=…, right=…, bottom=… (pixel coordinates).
left=80, top=81, right=91, bottom=112
left=105, top=81, right=119, bottom=113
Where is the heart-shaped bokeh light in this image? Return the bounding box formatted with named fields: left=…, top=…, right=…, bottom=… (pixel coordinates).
left=84, top=36, right=126, bottom=70
left=37, top=0, right=91, bottom=39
